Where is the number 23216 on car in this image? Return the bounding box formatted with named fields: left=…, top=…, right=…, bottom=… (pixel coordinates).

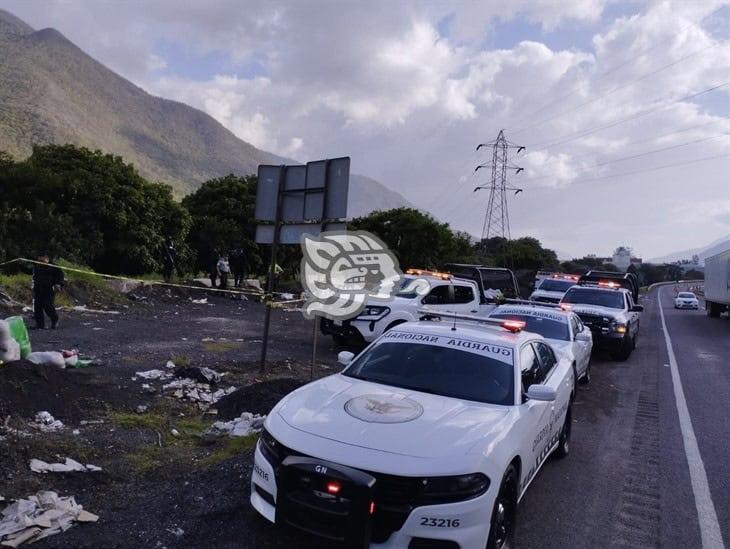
left=250, top=316, right=575, bottom=549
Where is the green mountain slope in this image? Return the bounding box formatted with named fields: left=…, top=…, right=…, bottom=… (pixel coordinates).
left=0, top=8, right=411, bottom=216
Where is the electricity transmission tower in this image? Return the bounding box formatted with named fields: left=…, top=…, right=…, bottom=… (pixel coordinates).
left=474, top=130, right=525, bottom=241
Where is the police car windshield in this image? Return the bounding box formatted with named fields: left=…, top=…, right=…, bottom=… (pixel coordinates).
left=343, top=339, right=515, bottom=406
left=678, top=292, right=695, bottom=298
left=490, top=313, right=570, bottom=341
left=539, top=279, right=575, bottom=292
left=563, top=288, right=624, bottom=309
left=395, top=276, right=419, bottom=299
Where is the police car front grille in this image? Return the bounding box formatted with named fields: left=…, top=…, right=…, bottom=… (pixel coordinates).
left=577, top=313, right=610, bottom=331
left=265, top=442, right=427, bottom=543
left=535, top=296, right=560, bottom=303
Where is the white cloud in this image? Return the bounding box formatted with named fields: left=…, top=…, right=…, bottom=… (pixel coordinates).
left=2, top=0, right=729, bottom=257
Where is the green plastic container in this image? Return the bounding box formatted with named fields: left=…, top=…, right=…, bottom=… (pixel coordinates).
left=6, top=316, right=31, bottom=359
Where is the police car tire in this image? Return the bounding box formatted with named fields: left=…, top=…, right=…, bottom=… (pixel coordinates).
left=486, top=465, right=517, bottom=549
left=554, top=406, right=572, bottom=459
left=611, top=336, right=633, bottom=361
left=384, top=320, right=406, bottom=333
left=579, top=359, right=591, bottom=385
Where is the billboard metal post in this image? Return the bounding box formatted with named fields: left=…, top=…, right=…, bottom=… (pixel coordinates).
left=259, top=166, right=286, bottom=374
left=310, top=160, right=331, bottom=379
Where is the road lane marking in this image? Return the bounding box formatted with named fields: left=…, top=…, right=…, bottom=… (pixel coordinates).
left=658, top=288, right=725, bottom=549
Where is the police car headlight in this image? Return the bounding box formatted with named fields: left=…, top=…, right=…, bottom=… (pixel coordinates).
left=357, top=306, right=390, bottom=320
left=419, top=473, right=490, bottom=503
left=611, top=321, right=627, bottom=334
left=259, top=428, right=281, bottom=464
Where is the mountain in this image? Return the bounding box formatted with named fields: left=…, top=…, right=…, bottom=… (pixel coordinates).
left=0, top=9, right=411, bottom=216
left=649, top=234, right=730, bottom=264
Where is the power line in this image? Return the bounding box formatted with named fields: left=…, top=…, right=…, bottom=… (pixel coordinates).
left=511, top=40, right=722, bottom=136
left=530, top=151, right=730, bottom=189
left=509, top=7, right=724, bottom=131
left=566, top=119, right=723, bottom=162
left=522, top=81, right=730, bottom=154
left=519, top=132, right=730, bottom=184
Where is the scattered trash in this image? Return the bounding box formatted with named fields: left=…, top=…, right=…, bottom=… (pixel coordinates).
left=206, top=412, right=266, bottom=438
left=32, top=412, right=64, bottom=433
left=27, top=352, right=66, bottom=369
left=174, top=367, right=221, bottom=384
left=170, top=428, right=180, bottom=437
left=279, top=293, right=295, bottom=300
left=162, top=378, right=236, bottom=410
left=134, top=369, right=173, bottom=381
left=29, top=458, right=102, bottom=474
left=69, top=305, right=120, bottom=315
left=0, top=320, right=21, bottom=363
left=140, top=383, right=156, bottom=394
left=165, top=360, right=176, bottom=369
left=167, top=527, right=184, bottom=537
left=71, top=429, right=80, bottom=436
left=135, top=405, right=148, bottom=414
left=0, top=491, right=98, bottom=547
left=190, top=298, right=208, bottom=305
left=79, top=420, right=104, bottom=426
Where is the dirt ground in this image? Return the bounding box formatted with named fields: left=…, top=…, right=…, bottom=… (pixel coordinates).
left=0, top=288, right=354, bottom=548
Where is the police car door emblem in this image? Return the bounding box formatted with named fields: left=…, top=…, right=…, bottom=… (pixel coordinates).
left=345, top=394, right=424, bottom=423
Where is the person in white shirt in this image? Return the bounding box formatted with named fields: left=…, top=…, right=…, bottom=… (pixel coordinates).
left=217, top=256, right=231, bottom=289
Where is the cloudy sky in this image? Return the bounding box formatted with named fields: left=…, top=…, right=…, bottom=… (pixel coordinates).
left=3, top=0, right=729, bottom=259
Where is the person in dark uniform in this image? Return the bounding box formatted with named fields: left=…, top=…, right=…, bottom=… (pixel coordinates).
left=32, top=255, right=64, bottom=330
left=162, top=237, right=177, bottom=283
left=229, top=248, right=248, bottom=287
left=208, top=248, right=219, bottom=288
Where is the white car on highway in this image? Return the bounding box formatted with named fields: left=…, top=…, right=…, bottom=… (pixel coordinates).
left=489, top=303, right=593, bottom=384
left=674, top=291, right=699, bottom=310
left=320, top=270, right=494, bottom=344
left=251, top=314, right=575, bottom=548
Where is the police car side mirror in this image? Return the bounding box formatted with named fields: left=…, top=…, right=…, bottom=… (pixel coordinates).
left=338, top=351, right=354, bottom=366
left=575, top=330, right=591, bottom=342
left=631, top=305, right=644, bottom=312
left=527, top=384, right=556, bottom=402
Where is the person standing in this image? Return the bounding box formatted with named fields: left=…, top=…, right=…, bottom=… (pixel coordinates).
left=207, top=248, right=219, bottom=288
left=32, top=255, right=64, bottom=330
left=217, top=255, right=231, bottom=289
left=162, top=237, right=177, bottom=283
left=230, top=248, right=248, bottom=287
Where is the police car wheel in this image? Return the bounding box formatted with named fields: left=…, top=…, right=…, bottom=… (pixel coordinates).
left=487, top=465, right=517, bottom=549
left=610, top=336, right=632, bottom=361
left=554, top=406, right=571, bottom=459
left=579, top=359, right=591, bottom=385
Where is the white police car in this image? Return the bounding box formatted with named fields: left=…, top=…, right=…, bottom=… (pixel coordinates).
left=674, top=291, right=699, bottom=310
left=489, top=303, right=593, bottom=384
left=251, top=313, right=575, bottom=548
left=320, top=270, right=493, bottom=345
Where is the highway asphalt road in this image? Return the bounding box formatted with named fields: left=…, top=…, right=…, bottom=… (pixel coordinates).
left=516, top=285, right=728, bottom=549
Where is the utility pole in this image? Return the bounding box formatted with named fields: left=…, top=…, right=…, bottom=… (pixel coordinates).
left=474, top=130, right=525, bottom=242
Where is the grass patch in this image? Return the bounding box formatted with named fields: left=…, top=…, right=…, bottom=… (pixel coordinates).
left=170, top=354, right=190, bottom=367
left=0, top=273, right=31, bottom=303
left=200, top=434, right=258, bottom=466
left=202, top=341, right=243, bottom=353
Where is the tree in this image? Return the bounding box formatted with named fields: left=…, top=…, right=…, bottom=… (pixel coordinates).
left=182, top=175, right=261, bottom=274
left=479, top=236, right=559, bottom=271
left=349, top=208, right=475, bottom=269
left=684, top=269, right=704, bottom=280
left=0, top=144, right=190, bottom=274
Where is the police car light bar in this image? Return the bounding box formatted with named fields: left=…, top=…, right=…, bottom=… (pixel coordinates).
left=406, top=268, right=452, bottom=280
left=417, top=309, right=526, bottom=332
left=504, top=298, right=561, bottom=309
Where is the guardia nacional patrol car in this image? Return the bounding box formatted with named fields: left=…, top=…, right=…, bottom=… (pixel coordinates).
left=489, top=302, right=593, bottom=384
left=251, top=312, right=575, bottom=549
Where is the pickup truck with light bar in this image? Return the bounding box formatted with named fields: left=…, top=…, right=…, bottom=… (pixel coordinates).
left=320, top=269, right=494, bottom=344
left=251, top=312, right=575, bottom=548
left=560, top=281, right=642, bottom=361
left=528, top=274, right=580, bottom=304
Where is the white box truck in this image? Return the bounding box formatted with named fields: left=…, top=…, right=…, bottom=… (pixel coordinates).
left=704, top=248, right=730, bottom=318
